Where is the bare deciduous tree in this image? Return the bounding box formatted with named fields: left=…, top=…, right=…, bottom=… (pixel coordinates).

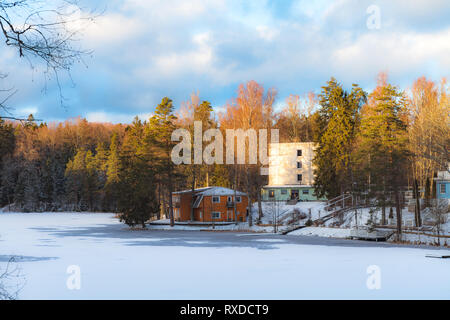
left=0, top=257, right=24, bottom=300
left=430, top=199, right=449, bottom=246
left=219, top=81, right=277, bottom=226
left=266, top=201, right=281, bottom=233
left=408, top=77, right=450, bottom=182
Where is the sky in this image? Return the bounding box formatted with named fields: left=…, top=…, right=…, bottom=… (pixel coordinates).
left=0, top=0, right=449, bottom=123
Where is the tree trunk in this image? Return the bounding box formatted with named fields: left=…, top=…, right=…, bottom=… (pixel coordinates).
left=424, top=177, right=431, bottom=208
left=190, top=166, right=196, bottom=222
left=161, top=187, right=167, bottom=220
left=233, top=165, right=238, bottom=225
left=257, top=190, right=263, bottom=222
left=156, top=183, right=161, bottom=220
left=167, top=159, right=174, bottom=227
left=245, top=166, right=253, bottom=227
left=414, top=179, right=422, bottom=227
left=381, top=177, right=386, bottom=225
left=395, top=190, right=402, bottom=242
left=248, top=196, right=253, bottom=227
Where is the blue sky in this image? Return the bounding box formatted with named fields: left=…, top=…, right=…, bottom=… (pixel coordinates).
left=1, top=0, right=449, bottom=123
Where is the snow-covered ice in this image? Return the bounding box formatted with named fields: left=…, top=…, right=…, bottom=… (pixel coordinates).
left=0, top=212, right=449, bottom=299
left=289, top=227, right=352, bottom=238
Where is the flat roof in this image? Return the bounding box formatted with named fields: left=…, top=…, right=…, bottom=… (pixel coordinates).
left=263, top=185, right=314, bottom=188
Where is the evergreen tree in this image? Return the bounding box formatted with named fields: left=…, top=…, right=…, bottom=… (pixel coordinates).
left=117, top=119, right=159, bottom=228
left=354, top=77, right=410, bottom=238
left=147, top=97, right=178, bottom=227
left=0, top=120, right=15, bottom=206
left=65, top=149, right=100, bottom=211
left=313, top=78, right=366, bottom=199
left=105, top=133, right=121, bottom=211
left=184, top=99, right=216, bottom=220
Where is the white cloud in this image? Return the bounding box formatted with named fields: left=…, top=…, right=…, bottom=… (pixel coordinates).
left=332, top=28, right=450, bottom=81
left=256, top=26, right=279, bottom=41
left=84, top=13, right=145, bottom=46
left=86, top=111, right=153, bottom=124
left=3, top=0, right=450, bottom=122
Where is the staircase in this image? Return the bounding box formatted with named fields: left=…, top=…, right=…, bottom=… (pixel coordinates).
left=281, top=194, right=375, bottom=234
left=313, top=194, right=372, bottom=226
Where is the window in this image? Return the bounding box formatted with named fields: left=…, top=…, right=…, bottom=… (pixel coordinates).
left=302, top=189, right=309, bottom=195
left=227, top=196, right=233, bottom=202
left=297, top=162, right=302, bottom=169
left=440, top=184, right=446, bottom=194
left=212, top=212, right=221, bottom=219
left=280, top=189, right=287, bottom=195
left=297, top=150, right=302, bottom=157
left=235, top=196, right=242, bottom=203
left=212, top=196, right=220, bottom=203
left=297, top=174, right=303, bottom=182
left=269, top=190, right=275, bottom=198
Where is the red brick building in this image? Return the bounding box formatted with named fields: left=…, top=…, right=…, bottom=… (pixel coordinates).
left=172, top=187, right=249, bottom=222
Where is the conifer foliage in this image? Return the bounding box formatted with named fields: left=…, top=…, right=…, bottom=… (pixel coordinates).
left=117, top=118, right=159, bottom=228
left=0, top=76, right=447, bottom=231
left=313, top=78, right=366, bottom=199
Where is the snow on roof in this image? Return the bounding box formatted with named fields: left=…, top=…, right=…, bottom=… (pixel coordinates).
left=173, top=186, right=246, bottom=196
left=173, top=187, right=212, bottom=195
left=200, top=187, right=246, bottom=196
left=435, top=170, right=450, bottom=181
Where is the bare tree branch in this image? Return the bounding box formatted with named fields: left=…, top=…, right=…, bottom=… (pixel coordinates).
left=0, top=0, right=99, bottom=112
left=0, top=72, right=17, bottom=113
left=0, top=1, right=95, bottom=71
left=0, top=257, right=25, bottom=300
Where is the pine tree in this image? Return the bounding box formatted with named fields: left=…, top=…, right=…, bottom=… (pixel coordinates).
left=354, top=76, right=410, bottom=239
left=313, top=78, right=366, bottom=199
left=184, top=99, right=216, bottom=220
left=117, top=119, right=159, bottom=228
left=147, top=97, right=178, bottom=227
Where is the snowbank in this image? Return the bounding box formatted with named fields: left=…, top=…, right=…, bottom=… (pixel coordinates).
left=289, top=227, right=351, bottom=238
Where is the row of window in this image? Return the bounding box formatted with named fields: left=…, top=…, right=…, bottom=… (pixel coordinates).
left=211, top=211, right=242, bottom=219
left=268, top=184, right=447, bottom=198
left=212, top=196, right=242, bottom=204
left=268, top=189, right=310, bottom=198
left=177, top=210, right=242, bottom=220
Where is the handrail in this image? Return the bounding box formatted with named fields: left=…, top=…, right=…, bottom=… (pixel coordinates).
left=324, top=194, right=353, bottom=211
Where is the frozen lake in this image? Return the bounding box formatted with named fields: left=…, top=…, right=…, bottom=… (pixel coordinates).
left=0, top=212, right=449, bottom=299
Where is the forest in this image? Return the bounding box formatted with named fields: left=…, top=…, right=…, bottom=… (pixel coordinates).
left=0, top=74, right=448, bottom=227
